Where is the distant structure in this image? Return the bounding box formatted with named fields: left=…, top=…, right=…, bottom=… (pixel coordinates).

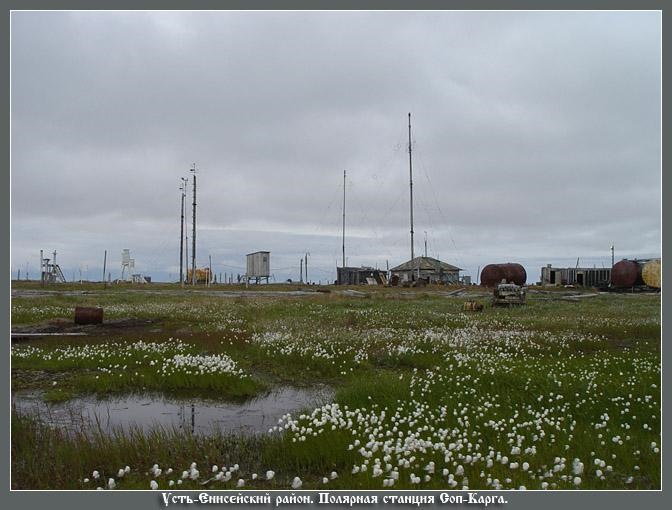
left=40, top=249, right=66, bottom=284
left=610, top=258, right=660, bottom=289
left=337, top=266, right=387, bottom=285
left=391, top=256, right=461, bottom=284
left=186, top=268, right=211, bottom=285
left=121, top=249, right=135, bottom=282
left=246, top=251, right=270, bottom=284
left=541, top=264, right=610, bottom=288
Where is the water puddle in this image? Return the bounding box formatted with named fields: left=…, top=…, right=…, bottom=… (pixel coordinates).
left=12, top=385, right=333, bottom=436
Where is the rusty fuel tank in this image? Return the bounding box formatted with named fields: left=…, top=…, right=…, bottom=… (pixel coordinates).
left=611, top=259, right=643, bottom=288
left=74, top=306, right=104, bottom=325
left=641, top=259, right=661, bottom=289
left=480, top=263, right=527, bottom=287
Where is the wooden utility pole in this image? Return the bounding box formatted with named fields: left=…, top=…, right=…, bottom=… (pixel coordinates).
left=102, top=250, right=107, bottom=288
left=180, top=177, right=187, bottom=286
left=305, top=253, right=308, bottom=284
left=300, top=258, right=303, bottom=283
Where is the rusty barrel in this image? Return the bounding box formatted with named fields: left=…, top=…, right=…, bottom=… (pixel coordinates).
left=74, top=306, right=103, bottom=325
left=480, top=263, right=527, bottom=287
left=611, top=259, right=643, bottom=288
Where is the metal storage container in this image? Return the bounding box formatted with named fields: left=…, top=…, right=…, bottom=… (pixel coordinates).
left=611, top=259, right=643, bottom=288
left=641, top=259, right=661, bottom=289
left=74, top=307, right=103, bottom=325
left=480, top=263, right=527, bottom=287
left=246, top=251, right=270, bottom=278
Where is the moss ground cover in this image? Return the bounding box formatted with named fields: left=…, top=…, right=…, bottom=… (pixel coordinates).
left=11, top=283, right=660, bottom=490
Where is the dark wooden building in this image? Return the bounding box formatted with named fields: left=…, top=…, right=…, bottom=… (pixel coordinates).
left=390, top=257, right=461, bottom=284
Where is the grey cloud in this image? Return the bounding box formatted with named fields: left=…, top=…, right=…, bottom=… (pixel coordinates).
left=11, top=11, right=661, bottom=284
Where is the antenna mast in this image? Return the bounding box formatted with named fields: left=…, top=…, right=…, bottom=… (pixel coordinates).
left=190, top=164, right=197, bottom=285
left=408, top=113, right=415, bottom=277
left=342, top=170, right=346, bottom=268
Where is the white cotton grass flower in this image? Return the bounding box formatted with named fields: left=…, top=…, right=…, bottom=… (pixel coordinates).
left=322, top=477, right=328, bottom=484
left=212, top=465, right=218, bottom=473
left=572, top=459, right=584, bottom=475
left=330, top=471, right=338, bottom=479
left=292, top=476, right=303, bottom=489
left=266, top=470, right=275, bottom=480
left=169, top=480, right=175, bottom=487
left=117, top=469, right=125, bottom=478
left=83, top=478, right=90, bottom=483
left=573, top=477, right=582, bottom=486
left=252, top=473, right=258, bottom=480
left=124, top=466, right=131, bottom=474
left=108, top=478, right=116, bottom=490
left=92, top=470, right=100, bottom=480
left=150, top=480, right=158, bottom=490
left=237, top=479, right=245, bottom=487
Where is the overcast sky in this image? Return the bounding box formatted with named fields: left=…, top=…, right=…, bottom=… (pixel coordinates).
left=10, top=11, right=661, bottom=283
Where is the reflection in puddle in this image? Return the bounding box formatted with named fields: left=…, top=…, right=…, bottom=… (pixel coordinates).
left=12, top=386, right=333, bottom=436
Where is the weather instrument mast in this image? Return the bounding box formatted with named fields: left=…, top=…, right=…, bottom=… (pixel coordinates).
left=408, top=113, right=416, bottom=279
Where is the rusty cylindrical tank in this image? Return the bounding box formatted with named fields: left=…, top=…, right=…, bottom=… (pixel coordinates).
left=641, top=259, right=661, bottom=289
left=74, top=307, right=104, bottom=325
left=611, top=259, right=643, bottom=288
left=480, top=263, right=527, bottom=287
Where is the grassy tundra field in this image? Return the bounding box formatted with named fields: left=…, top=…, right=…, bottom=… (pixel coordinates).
left=10, top=282, right=661, bottom=490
